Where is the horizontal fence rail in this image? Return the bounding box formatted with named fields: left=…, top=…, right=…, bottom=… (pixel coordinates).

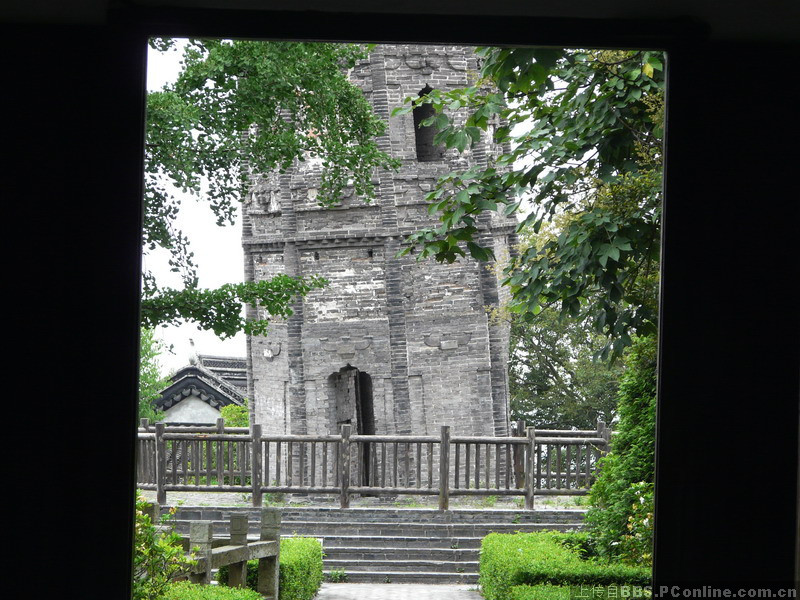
left=137, top=418, right=611, bottom=510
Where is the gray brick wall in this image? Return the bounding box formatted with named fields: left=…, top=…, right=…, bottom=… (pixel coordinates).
left=243, top=44, right=515, bottom=437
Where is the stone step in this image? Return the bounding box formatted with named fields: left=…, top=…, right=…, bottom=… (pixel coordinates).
left=322, top=546, right=478, bottom=561
left=324, top=558, right=480, bottom=573
left=176, top=532, right=486, bottom=550
left=316, top=535, right=485, bottom=549
left=323, top=570, right=479, bottom=584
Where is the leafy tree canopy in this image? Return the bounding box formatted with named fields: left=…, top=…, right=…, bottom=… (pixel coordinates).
left=142, top=39, right=397, bottom=336
left=394, top=48, right=664, bottom=361
left=138, top=327, right=170, bottom=422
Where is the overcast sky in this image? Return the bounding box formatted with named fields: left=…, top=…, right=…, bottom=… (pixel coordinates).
left=146, top=40, right=247, bottom=375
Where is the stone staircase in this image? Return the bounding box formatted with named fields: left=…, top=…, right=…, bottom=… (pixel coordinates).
left=168, top=506, right=586, bottom=584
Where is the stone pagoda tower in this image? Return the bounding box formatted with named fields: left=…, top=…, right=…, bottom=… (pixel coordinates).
left=242, top=44, right=516, bottom=438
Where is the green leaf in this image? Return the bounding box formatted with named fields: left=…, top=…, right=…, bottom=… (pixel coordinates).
left=466, top=241, right=493, bottom=262
left=455, top=190, right=470, bottom=204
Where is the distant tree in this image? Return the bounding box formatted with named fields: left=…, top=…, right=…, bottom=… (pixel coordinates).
left=142, top=39, right=396, bottom=337
left=220, top=402, right=249, bottom=427
left=138, top=328, right=170, bottom=422
left=507, top=307, right=622, bottom=429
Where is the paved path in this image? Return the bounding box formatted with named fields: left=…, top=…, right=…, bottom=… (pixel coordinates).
left=137, top=489, right=584, bottom=510
left=315, top=583, right=483, bottom=599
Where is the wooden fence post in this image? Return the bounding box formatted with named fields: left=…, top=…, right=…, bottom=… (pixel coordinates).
left=216, top=418, right=225, bottom=486
left=597, top=420, right=611, bottom=455
left=439, top=425, right=450, bottom=511
left=251, top=423, right=263, bottom=508
left=188, top=521, right=214, bottom=585
left=228, top=513, right=249, bottom=588
left=525, top=427, right=536, bottom=510
left=512, top=420, right=526, bottom=488
left=340, top=424, right=351, bottom=509
left=136, top=418, right=148, bottom=483
left=257, top=508, right=281, bottom=599
left=592, top=420, right=611, bottom=485
left=155, top=422, right=166, bottom=505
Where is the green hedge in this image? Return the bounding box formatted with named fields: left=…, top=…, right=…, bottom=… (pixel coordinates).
left=510, top=585, right=572, bottom=600
left=540, top=531, right=597, bottom=559
left=162, top=581, right=263, bottom=600
left=278, top=537, right=324, bottom=600
left=479, top=532, right=651, bottom=600
left=217, top=537, right=323, bottom=600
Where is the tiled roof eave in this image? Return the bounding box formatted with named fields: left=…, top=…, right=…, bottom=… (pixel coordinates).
left=156, top=368, right=246, bottom=412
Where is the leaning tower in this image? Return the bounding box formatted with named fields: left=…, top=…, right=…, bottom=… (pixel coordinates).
left=242, top=44, right=516, bottom=439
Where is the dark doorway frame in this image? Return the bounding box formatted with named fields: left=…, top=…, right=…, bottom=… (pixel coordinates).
left=8, top=5, right=798, bottom=597
left=330, top=367, right=375, bottom=433
left=331, top=366, right=376, bottom=485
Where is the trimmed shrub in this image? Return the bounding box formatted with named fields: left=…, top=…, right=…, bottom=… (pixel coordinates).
left=279, top=536, right=324, bottom=600
left=217, top=537, right=323, bottom=600
left=541, top=531, right=597, bottom=559
left=479, top=532, right=650, bottom=600
left=162, top=581, right=264, bottom=600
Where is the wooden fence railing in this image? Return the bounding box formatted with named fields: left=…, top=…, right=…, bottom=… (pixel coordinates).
left=137, top=419, right=611, bottom=510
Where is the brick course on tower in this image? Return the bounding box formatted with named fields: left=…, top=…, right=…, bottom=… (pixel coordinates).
left=242, top=44, right=516, bottom=438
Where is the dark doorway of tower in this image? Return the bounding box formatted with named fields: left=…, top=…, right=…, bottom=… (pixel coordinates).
left=330, top=366, right=375, bottom=486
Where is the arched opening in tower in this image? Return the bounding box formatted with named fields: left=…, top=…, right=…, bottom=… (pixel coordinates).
left=413, top=84, right=444, bottom=162
left=330, top=366, right=375, bottom=485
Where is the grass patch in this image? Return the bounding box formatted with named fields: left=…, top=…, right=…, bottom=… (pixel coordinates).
left=162, top=581, right=263, bottom=599
left=327, top=568, right=348, bottom=582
